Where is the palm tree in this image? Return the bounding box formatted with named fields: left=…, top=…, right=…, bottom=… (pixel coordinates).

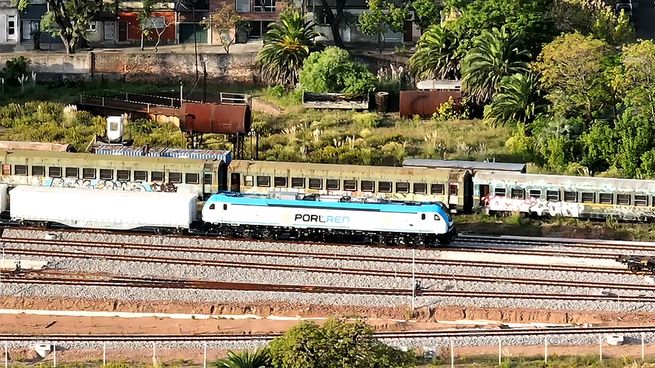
left=409, top=25, right=462, bottom=81
left=214, top=349, right=270, bottom=368
left=256, top=9, right=318, bottom=87
left=484, top=72, right=547, bottom=126
left=461, top=26, right=531, bottom=104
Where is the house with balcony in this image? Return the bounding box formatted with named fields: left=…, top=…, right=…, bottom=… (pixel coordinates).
left=174, top=0, right=209, bottom=44
left=208, top=0, right=290, bottom=43
left=116, top=1, right=176, bottom=44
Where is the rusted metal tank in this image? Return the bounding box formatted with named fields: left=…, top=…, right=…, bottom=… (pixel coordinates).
left=179, top=102, right=251, bottom=134
left=399, top=90, right=463, bottom=118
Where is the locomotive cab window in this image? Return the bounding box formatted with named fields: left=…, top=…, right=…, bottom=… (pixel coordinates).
left=494, top=188, right=506, bottom=196
left=344, top=180, right=357, bottom=191
left=49, top=167, right=62, bottom=178
left=581, top=192, right=595, bottom=203
left=65, top=167, right=79, bottom=178
left=135, top=171, right=148, bottom=181
left=617, top=194, right=632, bottom=205
left=528, top=189, right=541, bottom=198
left=421, top=214, right=426, bottom=220
left=151, top=171, right=164, bottom=182
left=378, top=181, right=392, bottom=193
left=361, top=180, right=374, bottom=192
left=511, top=188, right=525, bottom=199
left=209, top=203, right=215, bottom=210
left=244, top=175, right=254, bottom=186
left=291, top=177, right=305, bottom=188
left=99, top=169, right=113, bottom=180
left=396, top=182, right=409, bottom=193
left=546, top=190, right=560, bottom=201
left=309, top=178, right=323, bottom=190
left=185, top=173, right=200, bottom=184
left=14, top=165, right=27, bottom=176
left=82, top=168, right=96, bottom=179
left=564, top=191, right=577, bottom=202
left=431, top=184, right=445, bottom=195
left=274, top=176, right=287, bottom=187
left=32, top=166, right=45, bottom=177
left=169, top=172, right=183, bottom=184
left=635, top=195, right=648, bottom=207
left=117, top=170, right=131, bottom=181
left=599, top=193, right=613, bottom=204
left=413, top=183, right=427, bottom=194
left=326, top=179, right=340, bottom=190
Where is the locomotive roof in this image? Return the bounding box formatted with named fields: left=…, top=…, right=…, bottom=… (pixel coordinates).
left=474, top=171, right=655, bottom=193
left=0, top=150, right=214, bottom=169
left=403, top=158, right=527, bottom=173
left=207, top=193, right=448, bottom=213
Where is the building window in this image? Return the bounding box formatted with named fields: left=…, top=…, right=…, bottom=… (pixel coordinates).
left=117, top=170, right=131, bottom=181
left=14, top=165, right=27, bottom=176
left=7, top=16, right=15, bottom=35
left=185, top=173, right=200, bottom=184
left=235, top=0, right=251, bottom=12
left=361, top=180, right=375, bottom=192
left=135, top=171, right=148, bottom=181
left=274, top=176, right=287, bottom=187
left=99, top=169, right=113, bottom=180
left=65, top=167, right=79, bottom=178
left=326, top=179, right=340, bottom=190
left=32, top=166, right=45, bottom=177
left=309, top=178, right=322, bottom=190
left=82, top=168, right=96, bottom=179
left=49, top=167, right=62, bottom=178
left=378, top=181, right=392, bottom=193
left=254, top=0, right=275, bottom=12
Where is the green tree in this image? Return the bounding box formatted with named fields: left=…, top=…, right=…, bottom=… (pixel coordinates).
left=268, top=319, right=415, bottom=368
left=534, top=32, right=612, bottom=121
left=484, top=72, right=546, bottom=126
left=299, top=47, right=376, bottom=96
left=32, top=0, right=101, bottom=54
left=580, top=120, right=615, bottom=173
left=205, top=4, right=245, bottom=54
left=257, top=9, right=318, bottom=86
left=615, top=40, right=655, bottom=121
left=358, top=0, right=408, bottom=52
left=614, top=110, right=653, bottom=177
left=410, top=0, right=440, bottom=30
left=138, top=0, right=155, bottom=51
left=409, top=25, right=462, bottom=80
left=460, top=27, right=530, bottom=104
left=214, top=349, right=271, bottom=368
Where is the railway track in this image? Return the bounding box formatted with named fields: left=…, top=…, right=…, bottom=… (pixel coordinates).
left=3, top=325, right=655, bottom=342
left=457, top=234, right=655, bottom=253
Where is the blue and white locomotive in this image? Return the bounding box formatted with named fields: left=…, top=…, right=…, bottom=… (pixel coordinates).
left=202, top=192, right=456, bottom=246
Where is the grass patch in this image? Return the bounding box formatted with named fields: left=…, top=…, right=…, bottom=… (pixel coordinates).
left=422, top=353, right=655, bottom=367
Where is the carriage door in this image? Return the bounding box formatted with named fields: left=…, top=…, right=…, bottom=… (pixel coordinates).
left=230, top=173, right=241, bottom=192
left=217, top=162, right=228, bottom=192
left=463, top=172, right=473, bottom=213
left=448, top=184, right=459, bottom=211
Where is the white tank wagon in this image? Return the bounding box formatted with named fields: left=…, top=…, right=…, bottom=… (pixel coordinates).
left=8, top=186, right=198, bottom=231
left=201, top=192, right=456, bottom=246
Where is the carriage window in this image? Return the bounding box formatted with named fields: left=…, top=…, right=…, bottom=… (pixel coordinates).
left=117, top=170, right=131, bottom=181
left=378, top=181, right=392, bottom=193
left=291, top=177, right=305, bottom=188
left=169, top=172, right=182, bottom=184
left=82, top=168, right=96, bottom=179
left=546, top=190, right=560, bottom=201
left=343, top=180, right=357, bottom=191
left=326, top=179, right=340, bottom=190
left=99, top=169, right=113, bottom=180
left=49, top=167, right=62, bottom=178
left=256, top=175, right=270, bottom=187
left=65, top=167, right=78, bottom=178
left=309, top=178, right=323, bottom=189
left=396, top=182, right=410, bottom=193
left=635, top=195, right=648, bottom=207
left=185, top=173, right=200, bottom=184
left=431, top=184, right=445, bottom=195
left=135, top=171, right=148, bottom=181
left=32, top=166, right=45, bottom=176
left=2, top=164, right=10, bottom=175
left=564, top=191, right=577, bottom=202
left=151, top=171, right=164, bottom=182
left=494, top=188, right=506, bottom=196
left=413, top=183, right=427, bottom=194
left=617, top=194, right=631, bottom=205
left=528, top=189, right=541, bottom=198
left=203, top=173, right=213, bottom=184
left=599, top=193, right=613, bottom=204
left=274, top=176, right=287, bottom=187
left=361, top=180, right=375, bottom=192
left=511, top=188, right=525, bottom=199
left=14, top=165, right=27, bottom=176
left=244, top=175, right=254, bottom=186
left=449, top=184, right=459, bottom=195
left=581, top=192, right=595, bottom=203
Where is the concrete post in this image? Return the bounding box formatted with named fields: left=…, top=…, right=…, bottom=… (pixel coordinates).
left=544, top=337, right=548, bottom=363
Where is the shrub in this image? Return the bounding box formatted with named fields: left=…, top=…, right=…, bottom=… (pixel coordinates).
left=1, top=56, right=30, bottom=86
left=299, top=47, right=376, bottom=96
left=352, top=112, right=382, bottom=129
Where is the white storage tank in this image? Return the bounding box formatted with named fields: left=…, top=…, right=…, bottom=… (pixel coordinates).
left=106, top=115, right=127, bottom=143
left=9, top=186, right=197, bottom=231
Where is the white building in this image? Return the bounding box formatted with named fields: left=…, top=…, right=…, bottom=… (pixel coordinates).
left=0, top=0, right=19, bottom=44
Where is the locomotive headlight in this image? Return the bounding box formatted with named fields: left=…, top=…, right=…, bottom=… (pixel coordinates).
left=434, top=214, right=441, bottom=221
